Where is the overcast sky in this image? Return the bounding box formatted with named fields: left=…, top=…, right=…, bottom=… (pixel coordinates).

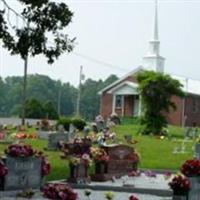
left=1, top=0, right=200, bottom=86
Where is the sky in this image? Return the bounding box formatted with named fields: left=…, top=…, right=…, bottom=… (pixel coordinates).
left=1, top=0, right=200, bottom=87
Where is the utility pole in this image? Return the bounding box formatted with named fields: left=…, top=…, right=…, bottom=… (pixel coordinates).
left=76, top=66, right=83, bottom=116
left=21, top=21, right=29, bottom=125
left=57, top=88, right=61, bottom=117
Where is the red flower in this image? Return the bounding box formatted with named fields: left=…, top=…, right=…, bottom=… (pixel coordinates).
left=0, top=159, right=8, bottom=177
left=35, top=151, right=51, bottom=176
left=169, top=175, right=190, bottom=194
left=42, top=183, right=77, bottom=200
left=181, top=159, right=200, bottom=176
left=5, top=144, right=34, bottom=157
left=129, top=194, right=139, bottom=200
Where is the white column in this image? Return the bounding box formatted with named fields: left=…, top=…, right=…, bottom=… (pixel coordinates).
left=138, top=95, right=142, bottom=116
left=112, top=94, right=116, bottom=115
left=122, top=95, right=125, bottom=117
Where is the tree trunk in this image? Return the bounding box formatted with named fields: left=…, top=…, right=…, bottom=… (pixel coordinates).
left=21, top=55, right=28, bottom=125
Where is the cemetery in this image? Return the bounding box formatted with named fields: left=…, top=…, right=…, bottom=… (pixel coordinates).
left=0, top=120, right=199, bottom=200
left=1, top=0, right=200, bottom=199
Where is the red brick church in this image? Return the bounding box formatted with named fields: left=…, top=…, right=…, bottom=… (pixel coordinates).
left=98, top=1, right=200, bottom=127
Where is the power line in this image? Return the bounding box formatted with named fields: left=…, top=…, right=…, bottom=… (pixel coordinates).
left=72, top=52, right=129, bottom=72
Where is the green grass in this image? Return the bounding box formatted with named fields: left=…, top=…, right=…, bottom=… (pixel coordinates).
left=0, top=124, right=196, bottom=180
left=111, top=124, right=194, bottom=170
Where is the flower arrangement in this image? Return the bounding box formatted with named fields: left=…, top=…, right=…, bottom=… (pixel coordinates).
left=129, top=194, right=139, bottom=200
left=5, top=144, right=35, bottom=157
left=105, top=191, right=114, bottom=200
left=128, top=151, right=140, bottom=163
left=0, top=159, right=8, bottom=177
left=144, top=170, right=157, bottom=178
left=69, top=153, right=92, bottom=167
left=181, top=159, right=200, bottom=176
left=168, top=174, right=190, bottom=195
left=128, top=170, right=141, bottom=177
left=69, top=157, right=81, bottom=166
left=40, top=119, right=50, bottom=131
left=35, top=151, right=51, bottom=176
left=90, top=147, right=109, bottom=162
left=13, top=133, right=37, bottom=139
left=42, top=183, right=78, bottom=200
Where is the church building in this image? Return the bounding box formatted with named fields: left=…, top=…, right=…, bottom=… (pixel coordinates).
left=98, top=1, right=200, bottom=127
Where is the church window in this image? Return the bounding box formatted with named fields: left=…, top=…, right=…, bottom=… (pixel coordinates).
left=115, top=95, right=122, bottom=108
left=192, top=98, right=198, bottom=113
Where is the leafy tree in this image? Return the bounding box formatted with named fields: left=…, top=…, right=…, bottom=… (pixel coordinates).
left=0, top=0, right=75, bottom=124
left=0, top=77, right=6, bottom=115
left=43, top=101, right=58, bottom=120
left=80, top=75, right=118, bottom=120
left=25, top=98, right=44, bottom=119
left=136, top=70, right=184, bottom=135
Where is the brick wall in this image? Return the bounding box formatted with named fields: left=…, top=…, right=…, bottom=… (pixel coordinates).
left=100, top=75, right=137, bottom=118
left=100, top=93, right=113, bottom=119
left=184, top=94, right=200, bottom=127
left=164, top=96, right=183, bottom=126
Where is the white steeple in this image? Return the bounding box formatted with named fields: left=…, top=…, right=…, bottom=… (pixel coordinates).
left=143, top=0, right=165, bottom=73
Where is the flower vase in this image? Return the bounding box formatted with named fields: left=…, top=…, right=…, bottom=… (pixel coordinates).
left=188, top=176, right=199, bottom=189
left=69, top=163, right=89, bottom=183
left=187, top=176, right=200, bottom=200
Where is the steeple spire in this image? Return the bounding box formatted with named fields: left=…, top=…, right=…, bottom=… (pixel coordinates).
left=154, top=0, right=159, bottom=41
left=143, top=0, right=165, bottom=73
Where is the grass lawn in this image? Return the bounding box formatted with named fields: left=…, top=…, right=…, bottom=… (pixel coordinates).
left=0, top=124, right=196, bottom=181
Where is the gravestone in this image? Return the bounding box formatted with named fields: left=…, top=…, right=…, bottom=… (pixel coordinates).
left=68, top=163, right=89, bottom=184
left=58, top=124, right=65, bottom=133
left=38, top=130, right=50, bottom=139
left=92, top=144, right=139, bottom=181
left=1, top=156, right=42, bottom=190
left=194, top=144, right=200, bottom=159
left=69, top=123, right=76, bottom=141
left=47, top=132, right=69, bottom=150
left=187, top=176, right=200, bottom=200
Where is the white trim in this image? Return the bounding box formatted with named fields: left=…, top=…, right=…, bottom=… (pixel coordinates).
left=112, top=95, right=116, bottom=115
left=122, top=95, right=125, bottom=117
left=107, top=81, right=138, bottom=94
left=98, top=66, right=143, bottom=95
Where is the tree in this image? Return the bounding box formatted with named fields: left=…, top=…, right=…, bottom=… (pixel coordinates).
left=0, top=0, right=75, bottom=124
left=136, top=70, right=185, bottom=135
left=80, top=75, right=118, bottom=120
left=0, top=77, right=6, bottom=115
left=25, top=98, right=44, bottom=119
left=43, top=101, right=58, bottom=120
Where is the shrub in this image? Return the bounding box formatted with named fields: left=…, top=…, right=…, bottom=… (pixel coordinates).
left=40, top=119, right=50, bottom=131
left=72, top=118, right=86, bottom=131
left=56, top=117, right=72, bottom=131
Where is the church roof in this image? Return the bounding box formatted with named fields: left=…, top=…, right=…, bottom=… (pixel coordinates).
left=171, top=74, right=200, bottom=96
left=99, top=1, right=200, bottom=96
left=98, top=66, right=200, bottom=96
